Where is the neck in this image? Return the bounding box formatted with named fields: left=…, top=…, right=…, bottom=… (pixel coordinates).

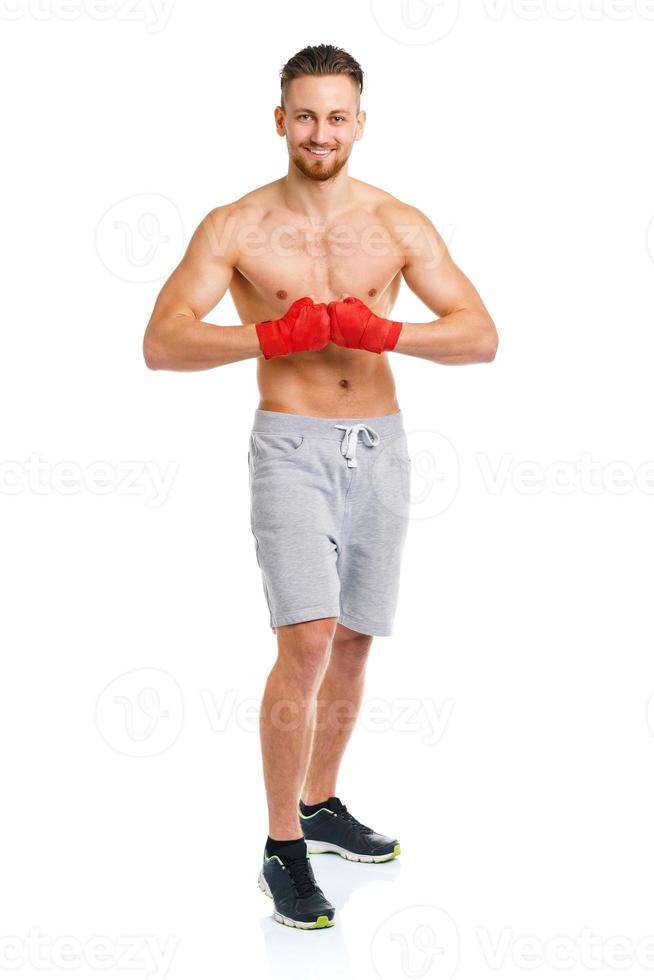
left=282, top=162, right=352, bottom=219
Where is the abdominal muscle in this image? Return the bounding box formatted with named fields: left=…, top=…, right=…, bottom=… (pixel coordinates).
left=232, top=276, right=403, bottom=418
left=254, top=343, right=401, bottom=418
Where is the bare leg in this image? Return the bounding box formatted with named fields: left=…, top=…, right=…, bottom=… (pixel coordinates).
left=260, top=617, right=337, bottom=840
left=300, top=624, right=373, bottom=805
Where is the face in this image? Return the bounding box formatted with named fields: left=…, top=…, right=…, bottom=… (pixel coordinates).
left=275, top=73, right=365, bottom=183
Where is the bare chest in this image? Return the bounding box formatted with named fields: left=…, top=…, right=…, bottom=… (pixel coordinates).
left=234, top=214, right=404, bottom=306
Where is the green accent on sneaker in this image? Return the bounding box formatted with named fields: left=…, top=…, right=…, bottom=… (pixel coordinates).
left=269, top=909, right=335, bottom=930
left=272, top=913, right=334, bottom=930
left=305, top=841, right=401, bottom=862
left=298, top=806, right=336, bottom=820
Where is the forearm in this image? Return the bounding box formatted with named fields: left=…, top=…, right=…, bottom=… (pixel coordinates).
left=143, top=315, right=261, bottom=371
left=394, top=309, right=498, bottom=365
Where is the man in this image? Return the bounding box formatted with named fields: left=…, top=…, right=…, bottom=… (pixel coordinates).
left=143, top=43, right=497, bottom=930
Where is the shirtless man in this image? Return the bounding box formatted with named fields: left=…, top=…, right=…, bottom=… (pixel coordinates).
left=143, top=44, right=497, bottom=930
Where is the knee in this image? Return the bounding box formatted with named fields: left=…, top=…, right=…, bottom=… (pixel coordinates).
left=330, top=630, right=373, bottom=673
left=276, top=618, right=336, bottom=687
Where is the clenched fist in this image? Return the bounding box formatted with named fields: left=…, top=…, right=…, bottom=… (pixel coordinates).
left=256, top=297, right=331, bottom=360
left=328, top=297, right=403, bottom=354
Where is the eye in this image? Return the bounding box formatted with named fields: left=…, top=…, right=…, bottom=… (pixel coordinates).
left=298, top=114, right=312, bottom=120
left=333, top=116, right=344, bottom=123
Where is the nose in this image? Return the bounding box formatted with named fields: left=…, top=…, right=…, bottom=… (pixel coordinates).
left=311, top=122, right=331, bottom=146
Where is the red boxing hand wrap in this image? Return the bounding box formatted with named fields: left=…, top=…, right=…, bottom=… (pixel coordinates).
left=328, top=297, right=403, bottom=354
left=256, top=297, right=330, bottom=360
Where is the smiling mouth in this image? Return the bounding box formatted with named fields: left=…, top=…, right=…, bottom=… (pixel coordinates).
left=304, top=147, right=335, bottom=158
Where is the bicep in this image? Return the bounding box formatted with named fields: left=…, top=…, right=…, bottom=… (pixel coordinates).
left=147, top=207, right=237, bottom=324
left=401, top=209, right=489, bottom=319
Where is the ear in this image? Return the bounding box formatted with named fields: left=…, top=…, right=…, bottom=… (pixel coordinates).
left=274, top=105, right=286, bottom=136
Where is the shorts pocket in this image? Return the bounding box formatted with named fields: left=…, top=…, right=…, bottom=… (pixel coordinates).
left=250, top=432, right=307, bottom=476
left=390, top=439, right=412, bottom=464
left=373, top=445, right=412, bottom=521
left=390, top=456, right=412, bottom=482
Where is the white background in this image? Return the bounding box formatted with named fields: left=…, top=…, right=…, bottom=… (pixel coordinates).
left=2, top=0, right=654, bottom=978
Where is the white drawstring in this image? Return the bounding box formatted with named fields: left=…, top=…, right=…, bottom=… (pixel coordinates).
left=333, top=423, right=380, bottom=468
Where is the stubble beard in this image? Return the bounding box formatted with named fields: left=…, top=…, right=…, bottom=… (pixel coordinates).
left=290, top=145, right=350, bottom=183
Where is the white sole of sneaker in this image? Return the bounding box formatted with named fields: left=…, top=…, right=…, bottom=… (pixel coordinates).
left=257, top=870, right=335, bottom=929
left=304, top=840, right=401, bottom=863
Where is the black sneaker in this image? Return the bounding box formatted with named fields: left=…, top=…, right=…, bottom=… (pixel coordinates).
left=258, top=838, right=335, bottom=929
left=299, top=797, right=401, bottom=863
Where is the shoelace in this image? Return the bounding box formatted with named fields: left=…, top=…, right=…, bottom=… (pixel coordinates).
left=332, top=802, right=374, bottom=835
left=284, top=854, right=316, bottom=899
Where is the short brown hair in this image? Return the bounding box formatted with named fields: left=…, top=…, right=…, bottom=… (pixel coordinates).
left=280, top=44, right=364, bottom=111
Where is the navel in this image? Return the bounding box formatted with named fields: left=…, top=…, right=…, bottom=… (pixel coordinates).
left=339, top=379, right=349, bottom=388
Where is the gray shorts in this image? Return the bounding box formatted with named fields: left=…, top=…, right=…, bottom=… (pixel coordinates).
left=248, top=409, right=411, bottom=637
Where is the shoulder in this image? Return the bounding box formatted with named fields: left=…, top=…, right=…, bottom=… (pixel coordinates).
left=198, top=181, right=285, bottom=257
left=221, top=179, right=284, bottom=224
left=351, top=180, right=437, bottom=239
left=349, top=182, right=442, bottom=265
left=188, top=185, right=268, bottom=262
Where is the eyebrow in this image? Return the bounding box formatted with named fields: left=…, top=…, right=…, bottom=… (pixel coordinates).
left=294, top=108, right=352, bottom=115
